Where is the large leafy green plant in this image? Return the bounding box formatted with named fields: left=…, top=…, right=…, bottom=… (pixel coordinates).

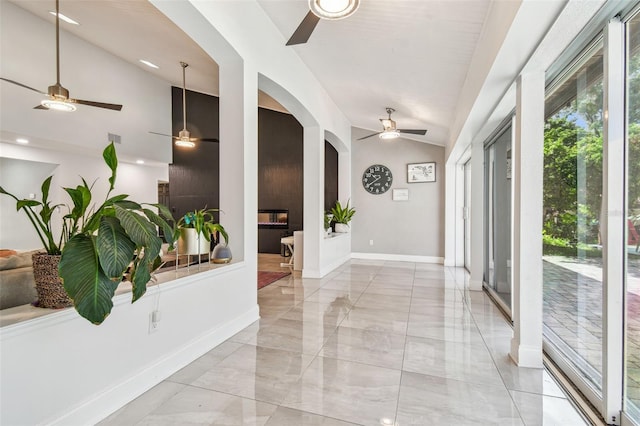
left=1, top=142, right=175, bottom=324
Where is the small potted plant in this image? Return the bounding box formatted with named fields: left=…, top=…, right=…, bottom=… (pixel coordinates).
left=330, top=200, right=356, bottom=233
left=176, top=208, right=228, bottom=257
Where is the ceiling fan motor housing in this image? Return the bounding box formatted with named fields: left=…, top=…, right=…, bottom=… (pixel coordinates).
left=48, top=83, right=69, bottom=99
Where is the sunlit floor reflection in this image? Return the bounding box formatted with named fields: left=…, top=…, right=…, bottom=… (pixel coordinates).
left=101, top=258, right=589, bottom=425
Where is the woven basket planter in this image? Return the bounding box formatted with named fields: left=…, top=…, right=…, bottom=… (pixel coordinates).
left=32, top=253, right=72, bottom=309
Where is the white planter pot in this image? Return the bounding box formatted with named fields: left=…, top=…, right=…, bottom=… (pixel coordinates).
left=178, top=228, right=210, bottom=255
left=334, top=223, right=350, bottom=233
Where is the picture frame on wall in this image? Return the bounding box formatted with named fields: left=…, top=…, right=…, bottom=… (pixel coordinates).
left=407, top=162, right=436, bottom=183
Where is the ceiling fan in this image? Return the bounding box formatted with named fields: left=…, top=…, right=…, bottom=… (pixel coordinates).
left=0, top=0, right=122, bottom=112
left=286, top=0, right=359, bottom=46
left=358, top=108, right=428, bottom=141
left=149, top=62, right=219, bottom=148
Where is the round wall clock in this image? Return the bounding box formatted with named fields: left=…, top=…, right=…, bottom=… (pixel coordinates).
left=362, top=164, right=393, bottom=194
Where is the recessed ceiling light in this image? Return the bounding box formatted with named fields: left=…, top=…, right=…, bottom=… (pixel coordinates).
left=136, top=160, right=145, bottom=165
left=139, top=60, right=159, bottom=69
left=16, top=138, right=29, bottom=144
left=49, top=11, right=79, bottom=25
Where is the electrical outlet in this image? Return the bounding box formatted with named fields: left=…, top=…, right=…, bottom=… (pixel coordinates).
left=148, top=311, right=160, bottom=334
left=369, top=239, right=374, bottom=246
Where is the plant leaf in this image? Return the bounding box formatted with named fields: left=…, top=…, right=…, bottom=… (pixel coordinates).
left=41, top=175, right=53, bottom=204
left=205, top=222, right=229, bottom=244
left=143, top=208, right=175, bottom=245
left=105, top=194, right=129, bottom=205
left=151, top=203, right=174, bottom=223
left=103, top=142, right=118, bottom=190
left=114, top=205, right=161, bottom=261
left=16, top=200, right=41, bottom=209
left=97, top=216, right=136, bottom=278
left=60, top=234, right=119, bottom=325
left=65, top=185, right=92, bottom=219
left=114, top=200, right=141, bottom=210
left=130, top=257, right=151, bottom=302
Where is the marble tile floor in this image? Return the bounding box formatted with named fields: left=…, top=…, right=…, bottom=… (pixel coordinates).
left=100, top=260, right=591, bottom=426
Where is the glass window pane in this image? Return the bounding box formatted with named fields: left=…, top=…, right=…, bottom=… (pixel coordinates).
left=625, top=12, right=640, bottom=420
left=484, top=129, right=512, bottom=309
left=543, top=43, right=604, bottom=394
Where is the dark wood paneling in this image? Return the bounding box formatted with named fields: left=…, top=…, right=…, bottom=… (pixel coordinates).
left=258, top=109, right=303, bottom=253
left=325, top=141, right=338, bottom=212
left=168, top=87, right=220, bottom=222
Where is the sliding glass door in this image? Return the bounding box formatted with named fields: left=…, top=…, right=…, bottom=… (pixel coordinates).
left=625, top=11, right=640, bottom=422
left=484, top=125, right=512, bottom=311
left=543, top=41, right=604, bottom=397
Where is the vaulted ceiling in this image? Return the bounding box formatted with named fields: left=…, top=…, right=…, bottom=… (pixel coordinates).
left=8, top=0, right=495, bottom=147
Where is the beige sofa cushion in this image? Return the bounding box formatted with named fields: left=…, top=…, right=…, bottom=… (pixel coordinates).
left=0, top=250, right=40, bottom=309
left=0, top=250, right=39, bottom=271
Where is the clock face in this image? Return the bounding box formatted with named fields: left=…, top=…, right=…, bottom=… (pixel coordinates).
left=362, top=164, right=393, bottom=194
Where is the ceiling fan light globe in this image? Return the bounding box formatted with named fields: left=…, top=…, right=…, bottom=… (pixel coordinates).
left=175, top=139, right=195, bottom=148
left=379, top=130, right=400, bottom=140
left=41, top=98, right=76, bottom=112
left=309, top=0, right=359, bottom=19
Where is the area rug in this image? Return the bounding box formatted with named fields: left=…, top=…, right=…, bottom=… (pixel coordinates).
left=257, top=271, right=291, bottom=289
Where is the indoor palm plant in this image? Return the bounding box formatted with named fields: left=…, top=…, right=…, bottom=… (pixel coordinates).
left=0, top=142, right=175, bottom=324
left=330, top=199, right=356, bottom=233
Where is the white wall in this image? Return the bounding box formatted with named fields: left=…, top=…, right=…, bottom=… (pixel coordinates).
left=351, top=128, right=445, bottom=262
left=0, top=1, right=172, bottom=163
left=0, top=264, right=258, bottom=425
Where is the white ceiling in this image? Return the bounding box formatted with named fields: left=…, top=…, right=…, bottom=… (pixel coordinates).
left=8, top=0, right=493, bottom=147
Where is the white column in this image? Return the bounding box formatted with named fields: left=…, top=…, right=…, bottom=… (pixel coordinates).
left=444, top=162, right=457, bottom=266
left=469, top=140, right=484, bottom=291
left=303, top=126, right=323, bottom=278
left=219, top=60, right=258, bottom=265
left=510, top=71, right=544, bottom=368
left=602, top=17, right=624, bottom=426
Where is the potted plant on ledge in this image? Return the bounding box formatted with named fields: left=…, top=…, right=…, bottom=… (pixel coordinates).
left=330, top=200, right=356, bottom=233
left=0, top=142, right=176, bottom=324
left=175, top=208, right=230, bottom=263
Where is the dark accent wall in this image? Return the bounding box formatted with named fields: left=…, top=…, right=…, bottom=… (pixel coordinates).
left=167, top=89, right=338, bottom=255
left=325, top=141, right=338, bottom=212
left=168, top=87, right=220, bottom=223
left=258, top=108, right=304, bottom=253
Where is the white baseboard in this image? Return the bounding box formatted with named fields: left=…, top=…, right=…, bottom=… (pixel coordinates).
left=469, top=278, right=483, bottom=291
left=53, top=305, right=260, bottom=426
left=510, top=339, right=543, bottom=368
left=351, top=252, right=444, bottom=264
left=443, top=258, right=456, bottom=267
